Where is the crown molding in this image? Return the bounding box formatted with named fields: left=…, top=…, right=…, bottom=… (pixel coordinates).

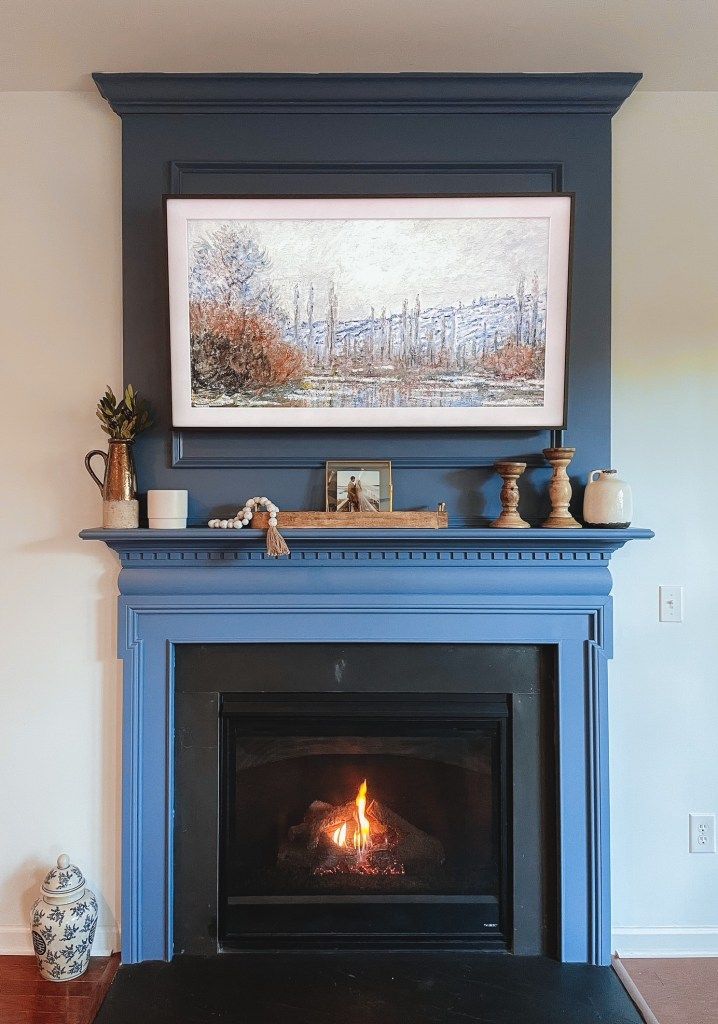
left=92, top=72, right=642, bottom=117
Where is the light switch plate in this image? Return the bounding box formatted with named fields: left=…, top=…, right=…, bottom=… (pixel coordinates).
left=659, top=586, right=683, bottom=622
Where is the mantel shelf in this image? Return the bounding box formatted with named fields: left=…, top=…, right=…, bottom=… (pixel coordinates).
left=80, top=526, right=653, bottom=562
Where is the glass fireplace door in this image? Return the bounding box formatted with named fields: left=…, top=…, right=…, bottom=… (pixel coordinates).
left=219, top=694, right=509, bottom=948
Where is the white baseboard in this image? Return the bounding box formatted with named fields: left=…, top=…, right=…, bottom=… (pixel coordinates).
left=613, top=927, right=718, bottom=957
left=0, top=925, right=119, bottom=957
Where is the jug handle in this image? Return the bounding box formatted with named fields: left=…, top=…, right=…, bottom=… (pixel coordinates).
left=84, top=449, right=108, bottom=493
left=587, top=469, right=602, bottom=486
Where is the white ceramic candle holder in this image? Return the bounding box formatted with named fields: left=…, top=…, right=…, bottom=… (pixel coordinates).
left=147, top=489, right=188, bottom=529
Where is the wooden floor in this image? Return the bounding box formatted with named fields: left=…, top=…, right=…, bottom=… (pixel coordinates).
left=622, top=958, right=718, bottom=1024
left=0, top=955, right=119, bottom=1024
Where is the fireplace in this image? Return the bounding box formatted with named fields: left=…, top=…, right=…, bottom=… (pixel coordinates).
left=84, top=71, right=652, bottom=978
left=82, top=524, right=652, bottom=964
left=174, top=643, right=556, bottom=955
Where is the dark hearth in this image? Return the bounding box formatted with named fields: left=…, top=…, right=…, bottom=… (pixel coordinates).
left=94, top=955, right=643, bottom=1024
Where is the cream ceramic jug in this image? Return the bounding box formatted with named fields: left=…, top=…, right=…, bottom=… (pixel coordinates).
left=583, top=469, right=633, bottom=528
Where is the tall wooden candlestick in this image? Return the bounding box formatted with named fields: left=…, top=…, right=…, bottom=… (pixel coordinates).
left=491, top=462, right=530, bottom=529
left=542, top=447, right=581, bottom=529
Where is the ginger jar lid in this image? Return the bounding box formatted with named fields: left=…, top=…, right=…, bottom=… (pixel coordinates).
left=41, top=854, right=86, bottom=899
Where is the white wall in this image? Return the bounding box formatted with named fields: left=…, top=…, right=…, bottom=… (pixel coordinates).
left=611, top=92, right=718, bottom=956
left=0, top=92, right=122, bottom=953
left=0, top=87, right=716, bottom=958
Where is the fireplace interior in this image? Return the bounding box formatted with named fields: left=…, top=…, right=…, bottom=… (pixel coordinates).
left=175, top=644, right=555, bottom=956
left=220, top=698, right=507, bottom=946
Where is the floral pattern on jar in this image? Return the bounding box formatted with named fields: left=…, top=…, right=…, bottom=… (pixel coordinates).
left=31, top=854, right=98, bottom=981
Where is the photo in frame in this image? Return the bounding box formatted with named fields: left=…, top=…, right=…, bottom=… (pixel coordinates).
left=166, top=194, right=573, bottom=429
left=326, top=461, right=393, bottom=513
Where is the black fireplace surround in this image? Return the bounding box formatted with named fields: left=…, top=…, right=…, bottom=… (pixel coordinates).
left=174, top=643, right=556, bottom=955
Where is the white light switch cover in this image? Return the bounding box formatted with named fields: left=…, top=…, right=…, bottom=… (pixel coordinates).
left=659, top=586, right=683, bottom=622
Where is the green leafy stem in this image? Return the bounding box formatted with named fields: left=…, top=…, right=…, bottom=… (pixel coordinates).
left=96, top=385, right=152, bottom=441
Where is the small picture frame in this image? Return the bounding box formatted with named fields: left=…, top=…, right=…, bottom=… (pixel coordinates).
left=326, top=461, right=393, bottom=513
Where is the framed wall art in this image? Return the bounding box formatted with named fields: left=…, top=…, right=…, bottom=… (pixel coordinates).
left=325, top=460, right=393, bottom=513
left=166, top=194, right=573, bottom=429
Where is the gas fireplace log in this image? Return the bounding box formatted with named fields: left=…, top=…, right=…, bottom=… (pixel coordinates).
left=278, top=796, right=445, bottom=876
left=306, top=800, right=364, bottom=847
left=370, top=801, right=445, bottom=869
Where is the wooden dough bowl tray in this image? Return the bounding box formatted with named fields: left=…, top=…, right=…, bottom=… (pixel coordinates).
left=252, top=510, right=449, bottom=530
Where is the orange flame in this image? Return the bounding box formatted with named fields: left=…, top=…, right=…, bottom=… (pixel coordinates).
left=331, top=822, right=347, bottom=847
left=328, top=780, right=372, bottom=856
left=353, top=779, right=371, bottom=855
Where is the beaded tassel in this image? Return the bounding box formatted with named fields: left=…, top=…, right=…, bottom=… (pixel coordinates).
left=265, top=519, right=290, bottom=557
left=208, top=497, right=289, bottom=558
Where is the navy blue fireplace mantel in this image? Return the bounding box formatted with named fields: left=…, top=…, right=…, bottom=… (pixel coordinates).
left=82, top=527, right=651, bottom=967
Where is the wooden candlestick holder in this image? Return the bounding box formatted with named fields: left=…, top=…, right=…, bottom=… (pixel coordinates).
left=490, top=462, right=530, bottom=529
left=542, top=447, right=581, bottom=529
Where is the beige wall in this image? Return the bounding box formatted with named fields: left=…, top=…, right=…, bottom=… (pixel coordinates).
left=0, top=92, right=122, bottom=952
left=611, top=91, right=718, bottom=955
left=0, top=88, right=716, bottom=956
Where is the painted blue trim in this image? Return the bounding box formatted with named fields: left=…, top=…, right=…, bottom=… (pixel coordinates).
left=587, top=639, right=612, bottom=965
left=171, top=428, right=552, bottom=471
left=93, top=72, right=642, bottom=116
left=81, top=526, right=653, bottom=555
left=83, top=528, right=652, bottom=966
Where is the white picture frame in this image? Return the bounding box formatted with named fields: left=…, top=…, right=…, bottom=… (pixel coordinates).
left=166, top=194, right=572, bottom=429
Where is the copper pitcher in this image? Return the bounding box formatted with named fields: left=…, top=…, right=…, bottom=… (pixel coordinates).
left=84, top=440, right=137, bottom=501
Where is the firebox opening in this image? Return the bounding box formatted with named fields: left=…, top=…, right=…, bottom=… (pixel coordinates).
left=218, top=697, right=509, bottom=948
left=174, top=644, right=556, bottom=956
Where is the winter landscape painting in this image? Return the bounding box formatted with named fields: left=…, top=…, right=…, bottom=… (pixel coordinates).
left=167, top=196, right=572, bottom=427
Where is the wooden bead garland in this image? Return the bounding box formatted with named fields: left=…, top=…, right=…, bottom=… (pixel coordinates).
left=208, top=496, right=290, bottom=557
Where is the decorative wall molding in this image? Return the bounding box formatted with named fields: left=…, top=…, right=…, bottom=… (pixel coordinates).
left=82, top=527, right=651, bottom=562
left=171, top=429, right=551, bottom=471
left=169, top=159, right=565, bottom=192
left=168, top=155, right=561, bottom=474
left=587, top=639, right=611, bottom=966
left=93, top=72, right=642, bottom=116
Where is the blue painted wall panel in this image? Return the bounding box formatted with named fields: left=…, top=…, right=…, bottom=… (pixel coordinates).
left=93, top=75, right=640, bottom=525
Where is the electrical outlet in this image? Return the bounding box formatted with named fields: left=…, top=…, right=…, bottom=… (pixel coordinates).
left=659, top=586, right=684, bottom=622
left=689, top=813, right=716, bottom=853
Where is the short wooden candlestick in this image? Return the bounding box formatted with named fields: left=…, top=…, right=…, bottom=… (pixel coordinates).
left=542, top=447, right=581, bottom=529
left=491, top=462, right=530, bottom=529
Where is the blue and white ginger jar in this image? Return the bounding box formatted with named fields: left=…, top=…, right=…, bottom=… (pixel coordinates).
left=31, top=854, right=98, bottom=981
